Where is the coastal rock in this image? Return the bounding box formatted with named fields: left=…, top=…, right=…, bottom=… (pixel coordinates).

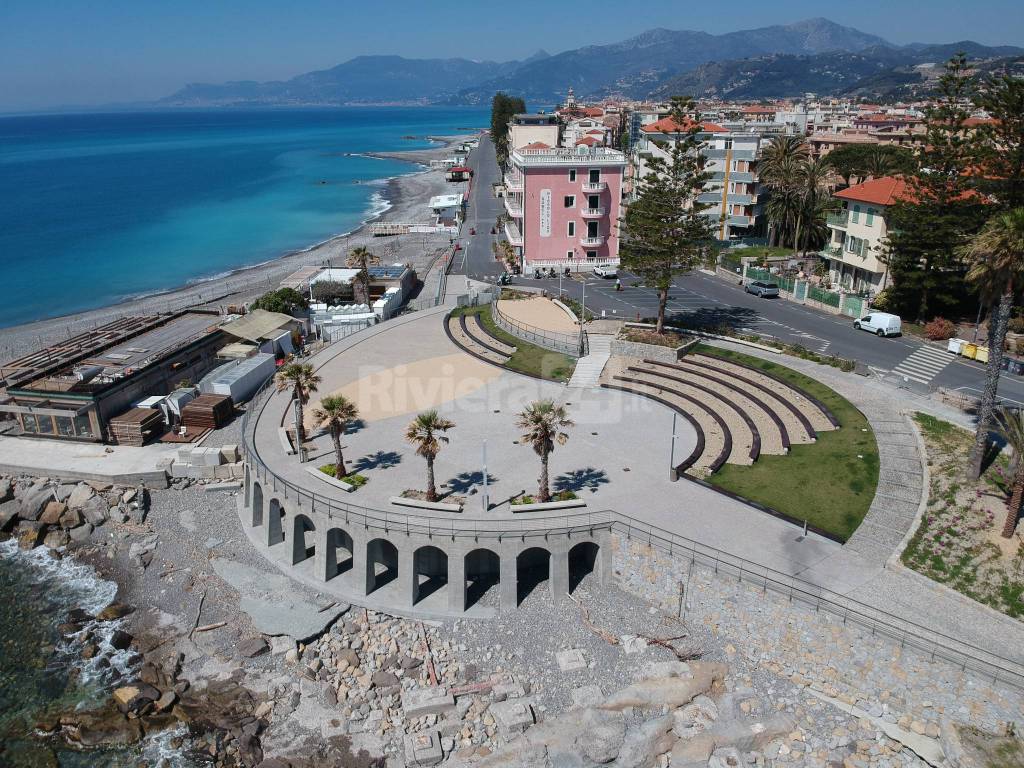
left=44, top=529, right=71, bottom=548
left=109, top=629, right=133, bottom=650
left=72, top=708, right=143, bottom=747
left=0, top=477, right=13, bottom=503
left=599, top=664, right=726, bottom=712
left=113, top=686, right=141, bottom=707
left=97, top=602, right=135, bottom=621
left=68, top=522, right=94, bottom=542
left=0, top=499, right=20, bottom=531
left=40, top=501, right=67, bottom=526
left=239, top=637, right=271, bottom=658
left=80, top=496, right=109, bottom=526
left=67, top=483, right=96, bottom=509
left=59, top=508, right=82, bottom=529
left=613, top=714, right=675, bottom=768
left=17, top=521, right=46, bottom=549
left=18, top=486, right=53, bottom=521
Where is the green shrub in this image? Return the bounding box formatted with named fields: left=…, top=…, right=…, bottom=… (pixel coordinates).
left=923, top=317, right=956, bottom=341
left=318, top=466, right=368, bottom=488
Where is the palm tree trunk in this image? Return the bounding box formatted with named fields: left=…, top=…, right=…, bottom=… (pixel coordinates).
left=539, top=450, right=550, bottom=503
left=293, top=394, right=305, bottom=446
left=970, top=288, right=1013, bottom=479
left=1004, top=462, right=1024, bottom=538
left=332, top=427, right=345, bottom=479
left=792, top=213, right=802, bottom=256
left=656, top=286, right=668, bottom=334
left=426, top=455, right=437, bottom=502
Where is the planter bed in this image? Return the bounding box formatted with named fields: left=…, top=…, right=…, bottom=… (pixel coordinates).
left=510, top=498, right=587, bottom=513
left=305, top=466, right=356, bottom=492
left=389, top=496, right=463, bottom=513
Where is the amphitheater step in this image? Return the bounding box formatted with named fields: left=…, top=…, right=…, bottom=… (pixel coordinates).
left=464, top=314, right=517, bottom=356
left=445, top=314, right=511, bottom=366
left=568, top=334, right=613, bottom=389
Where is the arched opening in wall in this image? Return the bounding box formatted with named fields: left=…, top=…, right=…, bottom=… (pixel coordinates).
left=325, top=528, right=354, bottom=581
left=252, top=483, right=264, bottom=528
left=465, top=549, right=500, bottom=609
left=516, top=547, right=551, bottom=605
left=413, top=546, right=448, bottom=605
left=366, top=538, right=398, bottom=594
left=267, top=499, right=285, bottom=546
left=292, top=514, right=316, bottom=565
left=568, top=541, right=599, bottom=594
left=244, top=466, right=251, bottom=506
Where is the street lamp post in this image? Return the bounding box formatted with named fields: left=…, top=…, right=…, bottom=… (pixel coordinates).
left=482, top=439, right=489, bottom=512
left=669, top=412, right=679, bottom=481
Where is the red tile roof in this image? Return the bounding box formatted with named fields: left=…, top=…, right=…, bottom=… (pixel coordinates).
left=641, top=117, right=727, bottom=134
left=521, top=142, right=551, bottom=150
left=575, top=136, right=601, bottom=146
left=834, top=176, right=910, bottom=206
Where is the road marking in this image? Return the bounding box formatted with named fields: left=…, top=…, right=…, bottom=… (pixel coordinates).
left=891, top=345, right=953, bottom=385
left=956, top=386, right=1024, bottom=409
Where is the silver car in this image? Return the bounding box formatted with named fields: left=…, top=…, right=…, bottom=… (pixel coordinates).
left=745, top=280, right=780, bottom=298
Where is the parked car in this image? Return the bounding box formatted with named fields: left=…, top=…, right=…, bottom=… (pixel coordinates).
left=854, top=312, right=902, bottom=337
left=593, top=264, right=618, bottom=278
left=745, top=280, right=779, bottom=298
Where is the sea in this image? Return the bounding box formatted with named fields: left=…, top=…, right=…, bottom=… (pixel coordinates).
left=0, top=106, right=489, bottom=329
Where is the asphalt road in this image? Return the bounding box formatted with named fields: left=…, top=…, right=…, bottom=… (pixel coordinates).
left=511, top=267, right=1024, bottom=407
left=452, top=134, right=505, bottom=280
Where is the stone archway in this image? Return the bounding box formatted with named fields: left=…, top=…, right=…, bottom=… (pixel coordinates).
left=325, top=528, right=354, bottom=581
left=292, top=514, right=316, bottom=565
left=568, top=541, right=599, bottom=594
left=366, top=538, right=398, bottom=594
left=252, top=482, right=264, bottom=528
left=267, top=499, right=285, bottom=546
left=465, top=548, right=500, bottom=609
left=413, top=545, right=448, bottom=605
left=516, top=547, right=551, bottom=605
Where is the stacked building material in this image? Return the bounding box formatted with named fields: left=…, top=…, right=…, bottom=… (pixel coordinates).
left=181, top=394, right=234, bottom=430
left=108, top=407, right=164, bottom=446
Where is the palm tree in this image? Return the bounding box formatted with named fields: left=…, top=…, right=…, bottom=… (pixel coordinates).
left=313, top=395, right=359, bottom=479
left=404, top=411, right=455, bottom=502
left=863, top=146, right=900, bottom=180
left=275, top=362, right=321, bottom=448
left=991, top=406, right=1024, bottom=538
left=346, top=246, right=380, bottom=305
left=515, top=400, right=574, bottom=503
left=759, top=135, right=809, bottom=185
left=961, top=209, right=1024, bottom=479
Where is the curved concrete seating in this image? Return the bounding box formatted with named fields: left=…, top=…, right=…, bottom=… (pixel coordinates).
left=640, top=359, right=791, bottom=453
left=445, top=314, right=510, bottom=366
left=620, top=364, right=757, bottom=465
left=464, top=314, right=516, bottom=357
left=690, top=353, right=839, bottom=433
left=605, top=366, right=732, bottom=473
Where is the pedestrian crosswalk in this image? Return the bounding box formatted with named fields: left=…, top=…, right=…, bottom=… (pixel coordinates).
left=891, top=345, right=953, bottom=385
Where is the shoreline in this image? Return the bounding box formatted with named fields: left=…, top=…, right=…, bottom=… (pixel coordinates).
left=0, top=133, right=473, bottom=362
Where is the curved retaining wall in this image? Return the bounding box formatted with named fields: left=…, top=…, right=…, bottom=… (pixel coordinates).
left=238, top=465, right=611, bottom=617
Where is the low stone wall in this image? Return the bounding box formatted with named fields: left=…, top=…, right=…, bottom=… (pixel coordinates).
left=610, top=336, right=699, bottom=363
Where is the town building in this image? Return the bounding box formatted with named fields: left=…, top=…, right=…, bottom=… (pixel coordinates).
left=821, top=175, right=908, bottom=294
left=631, top=117, right=766, bottom=241
left=428, top=193, right=465, bottom=226
left=0, top=311, right=227, bottom=443
left=503, top=144, right=627, bottom=271
left=508, top=114, right=560, bottom=152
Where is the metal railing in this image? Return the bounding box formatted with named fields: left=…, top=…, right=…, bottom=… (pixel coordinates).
left=491, top=297, right=587, bottom=357
left=610, top=516, right=1024, bottom=690
left=239, top=377, right=1024, bottom=689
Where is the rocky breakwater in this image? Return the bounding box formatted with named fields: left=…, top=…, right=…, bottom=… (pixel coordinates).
left=0, top=473, right=150, bottom=552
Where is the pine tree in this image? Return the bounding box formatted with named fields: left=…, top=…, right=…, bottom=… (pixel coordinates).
left=619, top=97, right=714, bottom=333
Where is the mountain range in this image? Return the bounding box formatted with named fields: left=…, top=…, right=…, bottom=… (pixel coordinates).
left=159, top=18, right=1023, bottom=106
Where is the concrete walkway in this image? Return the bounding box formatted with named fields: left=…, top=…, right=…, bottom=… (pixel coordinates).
left=567, top=334, right=612, bottom=389
left=0, top=433, right=176, bottom=486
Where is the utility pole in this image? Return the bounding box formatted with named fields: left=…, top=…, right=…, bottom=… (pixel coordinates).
left=482, top=439, right=489, bottom=512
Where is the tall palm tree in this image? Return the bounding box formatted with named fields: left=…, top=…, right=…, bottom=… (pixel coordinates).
left=275, top=362, right=321, bottom=449
left=759, top=135, right=809, bottom=184
left=863, top=146, right=900, bottom=180
left=763, top=159, right=803, bottom=248
left=346, top=246, right=380, bottom=305
left=991, top=405, right=1024, bottom=538
left=404, top=411, right=455, bottom=502
left=313, top=395, right=359, bottom=479
left=515, top=400, right=574, bottom=503
left=793, top=157, right=833, bottom=255
left=961, top=209, right=1024, bottom=479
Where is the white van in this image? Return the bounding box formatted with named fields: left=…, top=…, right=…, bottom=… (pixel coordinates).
left=854, top=312, right=902, bottom=337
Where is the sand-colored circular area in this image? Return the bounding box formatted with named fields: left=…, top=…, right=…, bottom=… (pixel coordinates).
left=497, top=297, right=578, bottom=334
left=308, top=352, right=502, bottom=424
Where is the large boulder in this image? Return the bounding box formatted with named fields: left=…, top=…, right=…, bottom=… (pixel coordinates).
left=67, top=483, right=96, bottom=509
left=0, top=477, right=13, bottom=503
left=612, top=715, right=674, bottom=768
left=40, top=501, right=67, bottom=526
left=80, top=496, right=109, bottom=527
left=17, top=522, right=46, bottom=550
left=0, top=499, right=19, bottom=531
left=18, top=485, right=53, bottom=522
left=574, top=708, right=626, bottom=764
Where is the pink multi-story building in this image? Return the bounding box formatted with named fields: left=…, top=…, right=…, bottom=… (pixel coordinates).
left=503, top=143, right=626, bottom=272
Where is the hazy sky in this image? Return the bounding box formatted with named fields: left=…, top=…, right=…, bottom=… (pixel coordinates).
left=1, top=0, right=1022, bottom=111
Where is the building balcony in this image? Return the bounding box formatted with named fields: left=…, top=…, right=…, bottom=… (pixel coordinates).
left=582, top=181, right=607, bottom=192
left=579, top=235, right=605, bottom=247
left=504, top=175, right=523, bottom=193
left=580, top=207, right=606, bottom=218
left=826, top=213, right=848, bottom=230
left=504, top=197, right=523, bottom=217
left=504, top=221, right=523, bottom=247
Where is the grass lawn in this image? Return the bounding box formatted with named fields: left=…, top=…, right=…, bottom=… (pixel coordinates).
left=695, top=345, right=879, bottom=541
left=451, top=305, right=576, bottom=383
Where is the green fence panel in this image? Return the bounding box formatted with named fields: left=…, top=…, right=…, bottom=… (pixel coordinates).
left=745, top=266, right=772, bottom=282
left=794, top=280, right=808, bottom=300
left=842, top=295, right=864, bottom=318
left=776, top=275, right=795, bottom=293
left=808, top=286, right=841, bottom=307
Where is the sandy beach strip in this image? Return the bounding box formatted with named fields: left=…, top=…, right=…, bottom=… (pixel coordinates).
left=0, top=134, right=476, bottom=363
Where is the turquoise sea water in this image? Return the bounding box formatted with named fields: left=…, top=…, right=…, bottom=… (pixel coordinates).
left=0, top=107, right=488, bottom=328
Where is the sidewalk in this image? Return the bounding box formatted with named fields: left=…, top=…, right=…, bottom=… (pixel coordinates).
left=0, top=433, right=177, bottom=486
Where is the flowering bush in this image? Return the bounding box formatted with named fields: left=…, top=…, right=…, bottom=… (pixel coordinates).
left=923, top=317, right=956, bottom=341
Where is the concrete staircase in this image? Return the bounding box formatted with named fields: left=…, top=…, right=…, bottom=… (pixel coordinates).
left=568, top=334, right=612, bottom=389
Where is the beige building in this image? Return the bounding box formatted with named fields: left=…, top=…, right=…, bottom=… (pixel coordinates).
left=822, top=176, right=909, bottom=294
left=508, top=114, right=559, bottom=151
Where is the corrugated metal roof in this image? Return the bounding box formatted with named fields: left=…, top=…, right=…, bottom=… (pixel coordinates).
left=220, top=309, right=296, bottom=342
